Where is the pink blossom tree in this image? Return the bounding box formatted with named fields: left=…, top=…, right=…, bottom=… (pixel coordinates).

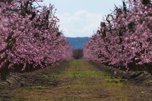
left=0, top=0, right=72, bottom=80
left=84, top=0, right=152, bottom=71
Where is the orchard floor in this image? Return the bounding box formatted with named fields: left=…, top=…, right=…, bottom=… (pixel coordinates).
left=0, top=60, right=152, bottom=101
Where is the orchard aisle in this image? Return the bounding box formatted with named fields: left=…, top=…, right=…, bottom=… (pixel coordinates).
left=0, top=60, right=151, bottom=101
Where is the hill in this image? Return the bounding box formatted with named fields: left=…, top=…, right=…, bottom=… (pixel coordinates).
left=67, top=37, right=89, bottom=49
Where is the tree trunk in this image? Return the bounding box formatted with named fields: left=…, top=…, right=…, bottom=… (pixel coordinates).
left=0, top=61, right=9, bottom=81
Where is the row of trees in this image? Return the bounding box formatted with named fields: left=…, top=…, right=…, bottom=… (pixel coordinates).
left=84, top=0, right=152, bottom=71
left=0, top=0, right=72, bottom=80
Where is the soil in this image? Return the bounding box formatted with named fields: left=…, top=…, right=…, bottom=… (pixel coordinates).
left=0, top=60, right=152, bottom=101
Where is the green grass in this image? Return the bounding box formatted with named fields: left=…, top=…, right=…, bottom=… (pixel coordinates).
left=3, top=60, right=128, bottom=101
left=64, top=70, right=105, bottom=78
left=10, top=98, right=25, bottom=101
left=30, top=85, right=49, bottom=89
left=60, top=60, right=108, bottom=78
left=0, top=97, right=26, bottom=101
left=42, top=73, right=58, bottom=81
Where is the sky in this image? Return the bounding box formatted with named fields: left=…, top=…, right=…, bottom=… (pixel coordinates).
left=40, top=0, right=123, bottom=37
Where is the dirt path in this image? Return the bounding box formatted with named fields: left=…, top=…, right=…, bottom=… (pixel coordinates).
left=0, top=60, right=152, bottom=101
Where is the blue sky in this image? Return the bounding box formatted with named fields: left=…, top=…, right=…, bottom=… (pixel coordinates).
left=41, top=0, right=123, bottom=37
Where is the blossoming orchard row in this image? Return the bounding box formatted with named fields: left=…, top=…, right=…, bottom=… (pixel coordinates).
left=84, top=0, right=152, bottom=71
left=0, top=0, right=72, bottom=80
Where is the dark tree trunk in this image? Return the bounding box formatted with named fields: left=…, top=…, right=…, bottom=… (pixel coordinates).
left=0, top=61, right=9, bottom=81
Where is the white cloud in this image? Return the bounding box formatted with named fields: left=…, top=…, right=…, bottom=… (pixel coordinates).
left=57, top=10, right=104, bottom=37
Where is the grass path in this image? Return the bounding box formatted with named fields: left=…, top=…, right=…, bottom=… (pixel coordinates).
left=0, top=60, right=151, bottom=101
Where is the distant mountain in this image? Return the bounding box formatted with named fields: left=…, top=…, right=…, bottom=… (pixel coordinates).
left=67, top=37, right=89, bottom=49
